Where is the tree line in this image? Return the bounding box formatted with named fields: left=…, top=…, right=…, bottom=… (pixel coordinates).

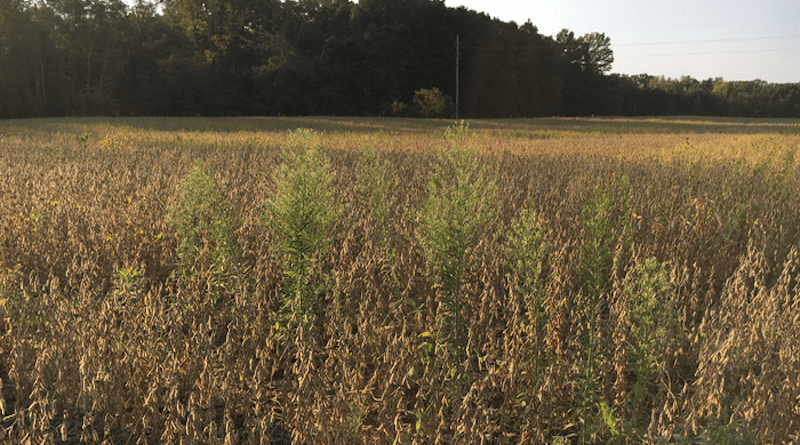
left=1, top=0, right=798, bottom=119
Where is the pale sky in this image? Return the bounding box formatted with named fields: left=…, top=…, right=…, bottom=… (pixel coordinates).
left=447, top=0, right=799, bottom=84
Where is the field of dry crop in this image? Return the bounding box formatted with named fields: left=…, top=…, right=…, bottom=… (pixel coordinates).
left=1, top=116, right=799, bottom=444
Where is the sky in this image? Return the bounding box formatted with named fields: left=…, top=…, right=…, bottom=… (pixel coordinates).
left=446, top=0, right=799, bottom=84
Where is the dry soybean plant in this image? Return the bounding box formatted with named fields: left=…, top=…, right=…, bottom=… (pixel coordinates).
left=0, top=117, right=798, bottom=444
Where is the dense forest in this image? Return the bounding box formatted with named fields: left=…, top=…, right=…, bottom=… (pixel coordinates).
left=1, top=0, right=799, bottom=118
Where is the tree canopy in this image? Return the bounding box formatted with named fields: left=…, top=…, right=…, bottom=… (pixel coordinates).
left=0, top=0, right=797, bottom=118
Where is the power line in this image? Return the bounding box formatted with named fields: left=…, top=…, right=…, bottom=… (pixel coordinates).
left=605, top=19, right=783, bottom=33
left=455, top=35, right=789, bottom=52
left=398, top=45, right=793, bottom=67
left=615, top=35, right=788, bottom=47
left=618, top=47, right=793, bottom=57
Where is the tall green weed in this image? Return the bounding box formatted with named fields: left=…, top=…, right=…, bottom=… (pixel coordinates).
left=504, top=197, right=550, bottom=399
left=169, top=160, right=241, bottom=305
left=416, top=122, right=499, bottom=361
left=573, top=175, right=635, bottom=444
left=625, top=258, right=678, bottom=431
left=265, top=129, right=342, bottom=338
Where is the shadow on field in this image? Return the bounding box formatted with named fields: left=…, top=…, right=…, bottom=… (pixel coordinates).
left=1, top=115, right=797, bottom=136
left=0, top=116, right=456, bottom=135
left=464, top=116, right=800, bottom=136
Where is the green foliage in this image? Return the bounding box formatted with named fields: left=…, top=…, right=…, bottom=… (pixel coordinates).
left=265, top=128, right=342, bottom=335
left=413, top=88, right=454, bottom=118
left=695, top=412, right=755, bottom=445
left=574, top=185, right=615, bottom=444
left=391, top=88, right=455, bottom=118
left=415, top=121, right=499, bottom=363
left=579, top=186, right=615, bottom=297
left=581, top=32, right=614, bottom=74
left=571, top=176, right=644, bottom=444
left=390, top=100, right=410, bottom=117
left=557, top=29, right=614, bottom=74
left=504, top=197, right=550, bottom=394
left=3, top=0, right=799, bottom=118
left=598, top=401, right=621, bottom=444
left=170, top=160, right=241, bottom=300
left=114, top=266, right=143, bottom=305
left=626, top=259, right=677, bottom=372
left=506, top=198, right=549, bottom=311
left=625, top=258, right=679, bottom=436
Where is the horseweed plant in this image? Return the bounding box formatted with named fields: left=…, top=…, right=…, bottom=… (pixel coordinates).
left=575, top=185, right=615, bottom=444
left=265, top=129, right=342, bottom=338
left=504, top=197, right=550, bottom=399
left=624, top=258, right=678, bottom=438
left=415, top=121, right=500, bottom=373
left=169, top=160, right=241, bottom=305
left=573, top=176, right=638, bottom=444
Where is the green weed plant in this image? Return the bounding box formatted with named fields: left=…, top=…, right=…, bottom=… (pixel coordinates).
left=504, top=197, right=550, bottom=400
left=624, top=258, right=679, bottom=439
left=265, top=128, right=342, bottom=338
left=415, top=121, right=500, bottom=397
left=575, top=186, right=614, bottom=444
left=169, top=160, right=241, bottom=305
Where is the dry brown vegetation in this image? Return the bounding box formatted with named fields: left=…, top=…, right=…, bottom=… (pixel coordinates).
left=0, top=116, right=799, bottom=444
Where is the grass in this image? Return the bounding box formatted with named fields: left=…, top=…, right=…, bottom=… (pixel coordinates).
left=0, top=116, right=798, bottom=444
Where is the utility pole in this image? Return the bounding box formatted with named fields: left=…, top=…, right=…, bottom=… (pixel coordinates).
left=455, top=35, right=460, bottom=120
left=456, top=34, right=459, bottom=120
